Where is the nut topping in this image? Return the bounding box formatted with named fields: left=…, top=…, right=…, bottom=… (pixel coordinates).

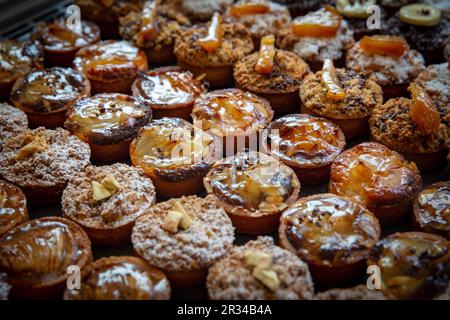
left=91, top=174, right=122, bottom=201
left=162, top=202, right=193, bottom=233
left=244, top=250, right=280, bottom=291
left=15, top=135, right=47, bottom=160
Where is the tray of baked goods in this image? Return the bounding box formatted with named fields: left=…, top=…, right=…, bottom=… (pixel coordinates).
left=0, top=0, right=449, bottom=301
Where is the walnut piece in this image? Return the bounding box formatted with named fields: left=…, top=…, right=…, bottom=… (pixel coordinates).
left=253, top=267, right=280, bottom=291
left=162, top=210, right=184, bottom=233
left=15, top=136, right=47, bottom=160
left=91, top=181, right=112, bottom=201
left=244, top=250, right=272, bottom=269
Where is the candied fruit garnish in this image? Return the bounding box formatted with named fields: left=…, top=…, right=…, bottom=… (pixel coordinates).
left=136, top=1, right=158, bottom=46
left=360, top=35, right=408, bottom=58
left=230, top=1, right=270, bottom=17
left=292, top=6, right=342, bottom=38
left=408, top=83, right=441, bottom=135
left=198, top=13, right=223, bottom=53
left=321, top=58, right=345, bottom=101
left=48, top=25, right=79, bottom=45
left=254, top=35, right=275, bottom=75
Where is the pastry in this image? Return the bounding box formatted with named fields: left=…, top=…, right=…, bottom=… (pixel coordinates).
left=276, top=6, right=355, bottom=71
left=62, top=164, right=156, bottom=246
left=204, top=151, right=300, bottom=235
left=207, top=236, right=314, bottom=300
left=0, top=128, right=91, bottom=206
left=0, top=180, right=28, bottom=238
left=31, top=18, right=100, bottom=67
left=130, top=118, right=218, bottom=198
left=74, top=40, right=148, bottom=94
left=368, top=232, right=450, bottom=299
left=279, top=193, right=381, bottom=287
left=414, top=62, right=450, bottom=106
left=0, top=40, right=43, bottom=101
left=174, top=14, right=254, bottom=88
left=132, top=195, right=235, bottom=288
left=132, top=66, right=207, bottom=120
left=346, top=35, right=425, bottom=100
left=300, top=59, right=383, bottom=138
left=191, top=88, right=273, bottom=156
left=0, top=217, right=92, bottom=299
left=329, top=142, right=422, bottom=226
left=64, top=93, right=152, bottom=162
left=266, top=114, right=346, bottom=186
left=413, top=181, right=449, bottom=239
left=177, top=0, right=233, bottom=22
left=10, top=67, right=90, bottom=129
left=63, top=256, right=170, bottom=300
left=315, top=285, right=388, bottom=300
left=234, top=36, right=310, bottom=114
left=369, top=84, right=449, bottom=172
left=0, top=103, right=28, bottom=146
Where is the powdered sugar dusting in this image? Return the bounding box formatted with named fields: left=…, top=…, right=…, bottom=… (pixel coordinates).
left=0, top=103, right=28, bottom=144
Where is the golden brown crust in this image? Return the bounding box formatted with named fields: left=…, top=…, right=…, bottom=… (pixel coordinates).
left=63, top=256, right=170, bottom=300
left=300, top=68, right=383, bottom=119
left=0, top=217, right=92, bottom=299
left=0, top=180, right=28, bottom=237
left=234, top=49, right=310, bottom=94
left=0, top=103, right=28, bottom=145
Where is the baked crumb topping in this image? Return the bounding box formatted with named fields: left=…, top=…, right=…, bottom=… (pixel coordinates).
left=132, top=195, right=235, bottom=271
left=0, top=103, right=28, bottom=144
left=180, top=0, right=233, bottom=21
left=414, top=63, right=450, bottom=105
left=207, top=236, right=314, bottom=300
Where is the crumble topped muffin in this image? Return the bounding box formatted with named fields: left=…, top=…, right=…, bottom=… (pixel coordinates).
left=0, top=103, right=28, bottom=145
left=177, top=0, right=233, bottom=22
left=315, top=285, right=388, bottom=300
left=414, top=63, right=450, bottom=105
left=207, top=236, right=314, bottom=300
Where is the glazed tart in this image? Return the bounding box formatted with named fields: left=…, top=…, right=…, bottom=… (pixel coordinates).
left=276, top=6, right=355, bottom=71
left=207, top=236, right=314, bottom=300
left=132, top=66, right=207, bottom=120
left=0, top=180, right=28, bottom=237
left=204, top=151, right=300, bottom=235
left=329, top=142, right=422, bottom=226
left=368, top=232, right=450, bottom=299
left=174, top=15, right=254, bottom=88
left=300, top=60, right=383, bottom=138
left=178, top=0, right=233, bottom=22
left=0, top=40, right=43, bottom=101
left=63, top=256, right=170, bottom=300
left=73, top=40, right=148, bottom=94
left=132, top=195, right=235, bottom=288
left=0, top=103, right=28, bottom=146
left=0, top=217, right=92, bottom=299
left=31, top=18, right=100, bottom=67
left=191, top=89, right=273, bottom=156
left=0, top=273, right=10, bottom=300
left=65, top=93, right=152, bottom=162
left=224, top=0, right=291, bottom=47
left=413, top=181, right=450, bottom=239
left=75, top=0, right=143, bottom=38
left=10, top=67, right=90, bottom=129
left=266, top=114, right=346, bottom=186
left=279, top=193, right=381, bottom=287
left=346, top=35, right=425, bottom=100
left=369, top=85, right=449, bottom=172
left=233, top=38, right=310, bottom=114
left=315, top=285, right=388, bottom=300
left=62, top=164, right=156, bottom=246
left=0, top=128, right=91, bottom=206
left=120, top=0, right=192, bottom=65
left=130, top=118, right=217, bottom=198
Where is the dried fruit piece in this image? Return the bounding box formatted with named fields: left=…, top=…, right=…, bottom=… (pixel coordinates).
left=400, top=4, right=441, bottom=27
left=198, top=13, right=223, bottom=53
left=360, top=35, right=408, bottom=58
left=254, top=35, right=275, bottom=75
left=408, top=83, right=440, bottom=135
left=336, top=0, right=376, bottom=19
left=136, top=1, right=158, bottom=46
left=253, top=267, right=280, bottom=291
left=292, top=6, right=342, bottom=38
left=162, top=210, right=183, bottom=233
left=92, top=181, right=112, bottom=201
left=230, top=1, right=271, bottom=17
left=244, top=250, right=273, bottom=269
left=101, top=174, right=122, bottom=193
left=15, top=135, right=47, bottom=160
left=321, top=58, right=345, bottom=101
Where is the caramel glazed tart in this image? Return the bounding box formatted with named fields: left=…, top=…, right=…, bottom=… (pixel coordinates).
left=62, top=163, right=156, bottom=246
left=132, top=195, right=235, bottom=288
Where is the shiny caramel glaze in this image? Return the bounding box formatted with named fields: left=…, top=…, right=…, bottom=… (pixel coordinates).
left=0, top=180, right=28, bottom=237
left=192, top=88, right=273, bottom=138
left=267, top=114, right=346, bottom=169
left=73, top=40, right=148, bottom=82
left=31, top=18, right=100, bottom=52
left=0, top=217, right=92, bottom=298
left=204, top=151, right=300, bottom=215
left=329, top=142, right=422, bottom=209
left=10, top=67, right=90, bottom=114
left=65, top=93, right=152, bottom=145
left=368, top=232, right=450, bottom=299
left=130, top=118, right=218, bottom=182
left=64, top=256, right=170, bottom=300
left=132, top=66, right=207, bottom=109
left=414, top=182, right=450, bottom=239
left=280, top=193, right=380, bottom=267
